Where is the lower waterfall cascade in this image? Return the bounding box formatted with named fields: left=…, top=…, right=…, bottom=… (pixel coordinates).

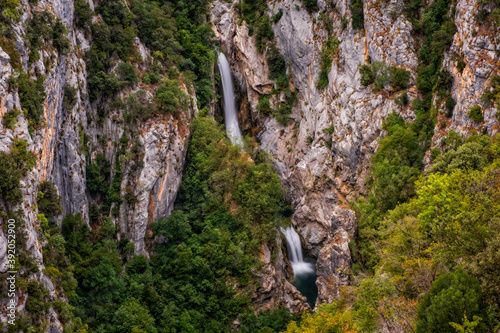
left=282, top=226, right=318, bottom=307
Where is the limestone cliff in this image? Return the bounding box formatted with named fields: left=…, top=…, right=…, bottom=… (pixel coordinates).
left=211, top=0, right=499, bottom=307
left=0, top=0, right=196, bottom=329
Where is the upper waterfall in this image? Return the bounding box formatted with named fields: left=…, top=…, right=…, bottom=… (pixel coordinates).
left=217, top=52, right=244, bottom=147
left=282, top=226, right=315, bottom=276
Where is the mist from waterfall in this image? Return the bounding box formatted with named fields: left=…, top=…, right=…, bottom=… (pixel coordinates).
left=282, top=226, right=315, bottom=276
left=217, top=52, right=243, bottom=147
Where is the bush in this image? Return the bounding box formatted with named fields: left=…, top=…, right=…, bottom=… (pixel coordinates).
left=317, top=36, right=340, bottom=89
left=124, top=90, right=157, bottom=123
left=302, top=0, right=319, bottom=13
left=52, top=19, right=70, bottom=54
left=257, top=95, right=273, bottom=116
left=0, top=37, right=21, bottom=69
left=9, top=72, right=46, bottom=132
left=37, top=180, right=63, bottom=218
left=272, top=9, right=283, bottom=23
left=468, top=105, right=483, bottom=122
left=267, top=45, right=288, bottom=89
left=445, top=96, right=455, bottom=117
left=390, top=66, right=410, bottom=90
left=74, top=0, right=93, bottom=29
left=0, top=138, right=37, bottom=205
left=156, top=79, right=186, bottom=113
left=417, top=271, right=487, bottom=333
left=87, top=71, right=120, bottom=101
left=117, top=62, right=138, bottom=86
left=63, top=85, right=78, bottom=111
left=481, top=75, right=500, bottom=108
left=395, top=93, right=409, bottom=106
left=2, top=108, right=21, bottom=130
left=351, top=0, right=364, bottom=30
left=254, top=15, right=274, bottom=53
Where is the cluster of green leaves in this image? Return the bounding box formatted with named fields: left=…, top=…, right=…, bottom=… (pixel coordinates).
left=237, top=0, right=271, bottom=51
left=0, top=36, right=21, bottom=69
left=124, top=90, right=157, bottom=123
left=2, top=108, right=21, bottom=130
left=26, top=10, right=70, bottom=63
left=0, top=0, right=20, bottom=23
left=0, top=138, right=37, bottom=206
left=359, top=61, right=410, bottom=90
left=301, top=0, right=319, bottom=14
left=37, top=180, right=63, bottom=219
left=317, top=35, right=340, bottom=89
left=156, top=78, right=187, bottom=113
left=351, top=0, right=364, bottom=30
left=468, top=105, right=483, bottom=122
left=8, top=72, right=46, bottom=134
left=84, top=0, right=214, bottom=109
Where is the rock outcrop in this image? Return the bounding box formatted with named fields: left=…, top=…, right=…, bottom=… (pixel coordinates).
left=0, top=0, right=196, bottom=329
left=211, top=0, right=499, bottom=307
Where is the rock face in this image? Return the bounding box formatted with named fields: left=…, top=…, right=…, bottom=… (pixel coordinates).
left=0, top=0, right=196, bottom=329
left=211, top=0, right=499, bottom=307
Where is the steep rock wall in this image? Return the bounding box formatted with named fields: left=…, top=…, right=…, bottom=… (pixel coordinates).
left=211, top=0, right=499, bottom=307
left=0, top=0, right=196, bottom=329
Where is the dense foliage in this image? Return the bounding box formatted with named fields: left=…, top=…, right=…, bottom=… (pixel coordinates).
left=0, top=139, right=37, bottom=206
left=83, top=0, right=214, bottom=107
left=31, top=116, right=297, bottom=332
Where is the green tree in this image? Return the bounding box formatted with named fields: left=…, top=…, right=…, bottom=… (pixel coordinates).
left=417, top=271, right=487, bottom=333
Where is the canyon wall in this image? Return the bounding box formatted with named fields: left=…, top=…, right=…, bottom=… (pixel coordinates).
left=211, top=0, right=499, bottom=306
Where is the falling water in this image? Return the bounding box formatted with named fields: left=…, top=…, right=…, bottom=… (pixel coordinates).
left=217, top=52, right=243, bottom=147
left=282, top=226, right=318, bottom=307
left=282, top=226, right=315, bottom=276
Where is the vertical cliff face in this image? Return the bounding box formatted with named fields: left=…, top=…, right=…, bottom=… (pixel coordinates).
left=0, top=0, right=197, bottom=329
left=211, top=0, right=499, bottom=306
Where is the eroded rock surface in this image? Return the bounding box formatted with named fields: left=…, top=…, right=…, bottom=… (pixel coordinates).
left=211, top=0, right=499, bottom=308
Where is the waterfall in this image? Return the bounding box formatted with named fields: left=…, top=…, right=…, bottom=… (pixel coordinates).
left=282, top=226, right=315, bottom=276
left=217, top=52, right=243, bottom=147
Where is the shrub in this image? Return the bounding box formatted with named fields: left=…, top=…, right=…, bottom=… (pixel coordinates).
left=302, top=0, right=319, bottom=13
left=445, top=96, right=455, bottom=117
left=254, top=15, right=274, bottom=53
left=267, top=45, right=288, bottom=89
left=417, top=271, right=487, bottom=333
left=257, top=95, right=273, bottom=116
left=395, top=93, right=409, bottom=106
left=390, top=66, right=410, bottom=90
left=125, top=90, right=157, bottom=123
left=63, top=85, right=78, bottom=111
left=322, top=124, right=335, bottom=134
left=317, top=36, right=340, bottom=89
left=351, top=0, right=364, bottom=30
left=37, top=180, right=63, bottom=218
left=87, top=71, right=120, bottom=101
left=117, top=62, right=137, bottom=86
left=0, top=138, right=37, bottom=205
left=2, top=108, right=21, bottom=129
left=480, top=75, right=500, bottom=108
left=156, top=79, right=186, bottom=113
left=272, top=9, right=283, bottom=23
left=9, top=72, right=46, bottom=132
left=0, top=37, right=21, bottom=69
left=52, top=19, right=70, bottom=54
left=468, top=105, right=483, bottom=122
left=74, top=0, right=93, bottom=29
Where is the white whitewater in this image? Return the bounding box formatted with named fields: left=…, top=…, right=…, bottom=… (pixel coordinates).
left=282, top=226, right=315, bottom=276
left=217, top=52, right=243, bottom=147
